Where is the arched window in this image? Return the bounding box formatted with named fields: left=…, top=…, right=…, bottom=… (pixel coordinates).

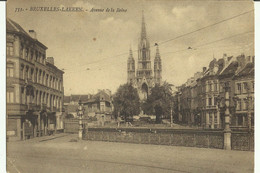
left=7, top=62, right=14, bottom=77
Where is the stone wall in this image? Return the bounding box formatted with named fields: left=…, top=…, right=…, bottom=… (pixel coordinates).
left=83, top=128, right=224, bottom=149
left=82, top=127, right=254, bottom=151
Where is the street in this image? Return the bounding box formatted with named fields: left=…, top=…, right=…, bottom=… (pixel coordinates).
left=7, top=134, right=254, bottom=173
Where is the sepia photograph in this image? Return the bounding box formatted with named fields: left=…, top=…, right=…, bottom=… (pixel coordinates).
left=5, top=0, right=255, bottom=172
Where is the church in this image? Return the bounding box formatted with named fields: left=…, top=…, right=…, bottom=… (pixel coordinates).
left=127, top=13, right=162, bottom=101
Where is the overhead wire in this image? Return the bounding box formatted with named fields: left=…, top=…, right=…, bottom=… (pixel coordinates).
left=61, top=9, right=254, bottom=73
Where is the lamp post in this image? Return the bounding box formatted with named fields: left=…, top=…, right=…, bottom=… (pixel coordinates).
left=223, top=82, right=231, bottom=150
left=77, top=100, right=84, bottom=140
left=232, top=96, right=239, bottom=127
left=170, top=101, right=173, bottom=127
left=245, top=82, right=252, bottom=131
left=215, top=95, right=222, bottom=129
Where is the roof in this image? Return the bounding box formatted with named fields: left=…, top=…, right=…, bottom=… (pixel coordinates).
left=6, top=18, right=47, bottom=49
left=219, top=58, right=238, bottom=77
left=235, top=62, right=254, bottom=78
left=85, top=90, right=111, bottom=104
left=64, top=94, right=92, bottom=103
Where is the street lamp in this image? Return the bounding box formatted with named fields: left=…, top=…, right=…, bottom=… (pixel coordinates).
left=223, top=82, right=231, bottom=132
left=245, top=82, right=252, bottom=131
left=223, top=82, right=231, bottom=150
left=77, top=100, right=84, bottom=140
left=170, top=101, right=173, bottom=127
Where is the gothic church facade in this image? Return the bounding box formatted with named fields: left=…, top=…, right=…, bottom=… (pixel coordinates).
left=127, top=13, right=162, bottom=101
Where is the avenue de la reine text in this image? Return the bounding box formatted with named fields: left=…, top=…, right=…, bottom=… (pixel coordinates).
left=15, top=7, right=127, bottom=13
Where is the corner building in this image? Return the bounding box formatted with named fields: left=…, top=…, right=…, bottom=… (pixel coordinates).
left=127, top=13, right=162, bottom=101
left=6, top=19, right=64, bottom=140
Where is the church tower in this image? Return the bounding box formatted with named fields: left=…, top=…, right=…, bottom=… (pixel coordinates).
left=135, top=12, right=153, bottom=100
left=136, top=12, right=153, bottom=81
left=126, top=12, right=162, bottom=101
left=127, top=47, right=135, bottom=84
left=154, top=45, right=162, bottom=85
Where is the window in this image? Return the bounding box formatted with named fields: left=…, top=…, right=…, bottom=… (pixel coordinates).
left=7, top=63, right=14, bottom=77
left=31, top=69, right=34, bottom=81
left=209, top=83, right=212, bottom=91
left=7, top=88, right=14, bottom=103
left=208, top=98, right=212, bottom=106
left=142, top=48, right=146, bottom=60
left=25, top=48, right=29, bottom=60
left=6, top=43, right=14, bottom=56
left=39, top=52, right=42, bottom=63
left=25, top=66, right=29, bottom=80
left=35, top=51, right=38, bottom=61
left=242, top=99, right=247, bottom=110
left=214, top=83, right=218, bottom=91
left=20, top=65, right=24, bottom=79
left=30, top=50, right=34, bottom=61
left=243, top=82, right=248, bottom=93
left=237, top=83, right=241, bottom=94
left=20, top=44, right=24, bottom=58
left=21, top=87, right=25, bottom=104
left=46, top=74, right=49, bottom=86
left=237, top=99, right=242, bottom=111
left=238, top=116, right=243, bottom=126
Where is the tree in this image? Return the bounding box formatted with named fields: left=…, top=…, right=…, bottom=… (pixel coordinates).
left=143, top=81, right=174, bottom=123
left=113, top=83, right=141, bottom=122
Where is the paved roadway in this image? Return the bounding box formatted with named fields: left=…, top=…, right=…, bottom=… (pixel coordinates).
left=7, top=134, right=254, bottom=173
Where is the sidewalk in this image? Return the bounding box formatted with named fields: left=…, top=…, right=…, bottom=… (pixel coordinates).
left=7, top=133, right=69, bottom=143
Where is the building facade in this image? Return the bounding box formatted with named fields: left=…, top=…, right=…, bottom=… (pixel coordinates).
left=6, top=19, right=64, bottom=140
left=127, top=13, right=162, bottom=101
left=174, top=54, right=254, bottom=130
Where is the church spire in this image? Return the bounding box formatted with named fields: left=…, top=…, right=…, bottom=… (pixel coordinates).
left=155, top=45, right=161, bottom=59
left=129, top=46, right=133, bottom=58
left=141, top=10, right=146, bottom=40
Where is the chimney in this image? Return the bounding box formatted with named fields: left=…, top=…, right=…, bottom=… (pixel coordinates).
left=29, top=30, right=37, bottom=39
left=203, top=67, right=207, bottom=72
left=246, top=56, right=251, bottom=63
left=46, top=57, right=54, bottom=65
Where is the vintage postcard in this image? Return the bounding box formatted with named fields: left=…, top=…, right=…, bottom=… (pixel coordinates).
left=6, top=0, right=254, bottom=172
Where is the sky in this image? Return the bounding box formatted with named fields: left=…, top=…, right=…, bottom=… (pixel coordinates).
left=7, top=0, right=254, bottom=95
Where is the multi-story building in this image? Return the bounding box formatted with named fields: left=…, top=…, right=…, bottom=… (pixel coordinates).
left=233, top=56, right=254, bottom=127
left=174, top=53, right=254, bottom=130
left=6, top=19, right=64, bottom=140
